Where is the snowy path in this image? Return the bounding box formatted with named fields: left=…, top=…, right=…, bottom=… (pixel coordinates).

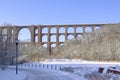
left=20, top=69, right=75, bottom=80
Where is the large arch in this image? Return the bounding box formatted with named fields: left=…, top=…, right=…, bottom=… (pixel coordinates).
left=18, top=28, right=31, bottom=42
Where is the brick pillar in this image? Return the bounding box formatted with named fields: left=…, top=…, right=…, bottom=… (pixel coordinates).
left=56, top=26, right=59, bottom=47
left=13, top=27, right=18, bottom=40
left=74, top=25, right=77, bottom=38
left=65, top=26, right=68, bottom=40
left=0, top=27, right=2, bottom=34
left=47, top=26, right=51, bottom=55
left=82, top=25, right=86, bottom=33
left=91, top=25, right=94, bottom=32
left=38, top=26, right=42, bottom=44
left=30, top=26, right=35, bottom=43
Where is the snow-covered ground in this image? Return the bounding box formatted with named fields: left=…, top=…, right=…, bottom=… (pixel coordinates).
left=0, top=69, right=27, bottom=80
left=0, top=59, right=120, bottom=80
left=0, top=68, right=82, bottom=80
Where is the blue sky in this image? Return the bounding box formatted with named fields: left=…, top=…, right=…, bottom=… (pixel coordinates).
left=0, top=0, right=120, bottom=43
left=0, top=0, right=120, bottom=25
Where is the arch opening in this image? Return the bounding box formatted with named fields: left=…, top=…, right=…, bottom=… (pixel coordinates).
left=59, top=35, right=65, bottom=42
left=59, top=43, right=64, bottom=46
left=85, top=27, right=92, bottom=33
left=68, top=27, right=74, bottom=33
left=50, top=27, right=57, bottom=33
left=94, top=26, right=100, bottom=30
left=42, top=27, right=48, bottom=33
left=2, top=28, right=7, bottom=35
left=51, top=44, right=56, bottom=48
left=59, top=27, right=65, bottom=33
left=42, top=44, right=47, bottom=48
left=35, top=29, right=38, bottom=34
left=76, top=27, right=83, bottom=33
left=77, top=34, right=82, bottom=39
left=50, top=35, right=56, bottom=42
left=2, top=28, right=7, bottom=41
left=42, top=35, right=48, bottom=42
left=35, top=36, right=38, bottom=42
left=18, top=28, right=31, bottom=42
left=68, top=35, right=74, bottom=39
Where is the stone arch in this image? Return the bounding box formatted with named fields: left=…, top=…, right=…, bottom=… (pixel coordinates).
left=50, top=35, right=56, bottom=42
left=42, top=44, right=47, bottom=48
left=35, top=36, right=38, bottom=42
left=59, top=43, right=64, bottom=46
left=2, top=28, right=7, bottom=40
left=50, top=27, right=57, bottom=33
left=42, top=27, right=48, bottom=33
left=68, top=35, right=74, bottom=39
left=35, top=29, right=38, bottom=34
left=76, top=26, right=83, bottom=33
left=94, top=26, right=100, bottom=30
left=59, top=35, right=65, bottom=42
left=51, top=44, right=56, bottom=48
left=77, top=34, right=82, bottom=39
left=68, top=27, right=74, bottom=33
left=18, top=28, right=31, bottom=42
left=2, top=28, right=7, bottom=35
left=85, top=26, right=92, bottom=32
left=59, top=27, right=65, bottom=33
left=42, top=35, right=48, bottom=42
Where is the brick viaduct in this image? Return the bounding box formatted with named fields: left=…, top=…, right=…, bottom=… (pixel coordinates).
left=0, top=23, right=114, bottom=55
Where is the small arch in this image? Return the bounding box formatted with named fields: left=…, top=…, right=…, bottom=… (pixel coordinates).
left=35, top=36, right=38, bottom=42
left=59, top=35, right=65, bottom=42
left=77, top=34, right=82, bottom=39
left=68, top=35, right=74, bottom=39
left=51, top=44, right=56, bottom=48
left=42, top=35, right=48, bottom=42
left=59, top=27, right=65, bottom=33
left=59, top=44, right=64, bottom=46
left=50, top=35, right=56, bottom=42
left=2, top=28, right=7, bottom=35
left=18, top=28, right=31, bottom=42
left=11, top=30, right=14, bottom=34
left=94, top=26, right=100, bottom=30
left=76, top=26, right=83, bottom=33
left=50, top=27, right=57, bottom=33
left=42, top=44, right=47, bottom=48
left=35, top=29, right=38, bottom=34
left=85, top=26, right=92, bottom=32
left=2, top=28, right=7, bottom=40
left=68, top=27, right=74, bottom=33
left=42, top=27, right=48, bottom=33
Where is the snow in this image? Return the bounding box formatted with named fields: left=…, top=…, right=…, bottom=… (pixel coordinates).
left=0, top=59, right=120, bottom=80
left=0, top=69, right=27, bottom=80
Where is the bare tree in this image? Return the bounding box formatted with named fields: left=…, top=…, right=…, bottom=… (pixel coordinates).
left=0, top=25, right=16, bottom=70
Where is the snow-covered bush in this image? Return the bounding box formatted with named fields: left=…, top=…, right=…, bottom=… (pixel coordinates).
left=86, top=71, right=120, bottom=80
